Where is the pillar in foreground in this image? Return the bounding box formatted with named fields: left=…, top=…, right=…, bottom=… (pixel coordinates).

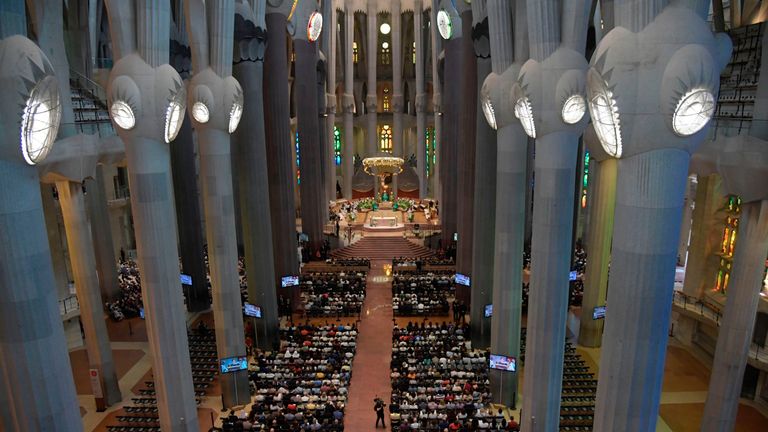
left=519, top=1, right=591, bottom=429
left=588, top=3, right=731, bottom=430
left=87, top=164, right=122, bottom=302
left=701, top=136, right=768, bottom=432
left=429, top=5, right=442, bottom=200
left=56, top=180, right=122, bottom=406
left=233, top=0, right=279, bottom=351
left=366, top=0, right=378, bottom=195
left=577, top=128, right=617, bottom=348
left=484, top=0, right=529, bottom=408
left=0, top=31, right=81, bottom=430
left=105, top=1, right=200, bottom=428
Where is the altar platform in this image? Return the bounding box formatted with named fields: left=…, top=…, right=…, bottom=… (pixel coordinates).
left=362, top=210, right=405, bottom=234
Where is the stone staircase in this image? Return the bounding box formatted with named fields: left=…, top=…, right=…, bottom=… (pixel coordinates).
left=330, top=237, right=435, bottom=260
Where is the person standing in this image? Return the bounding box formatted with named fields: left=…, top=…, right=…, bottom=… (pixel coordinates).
left=374, top=397, right=386, bottom=428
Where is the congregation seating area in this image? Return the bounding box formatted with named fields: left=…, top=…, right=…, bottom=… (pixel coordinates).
left=392, top=271, right=453, bottom=316
left=389, top=322, right=511, bottom=431
left=107, top=260, right=144, bottom=320
left=243, top=324, right=358, bottom=431
left=105, top=327, right=217, bottom=432
left=300, top=272, right=367, bottom=317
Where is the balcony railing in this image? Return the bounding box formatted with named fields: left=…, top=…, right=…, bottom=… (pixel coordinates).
left=59, top=295, right=80, bottom=316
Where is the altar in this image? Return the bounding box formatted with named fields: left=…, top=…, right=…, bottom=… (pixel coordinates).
left=370, top=216, right=398, bottom=227
left=363, top=210, right=404, bottom=233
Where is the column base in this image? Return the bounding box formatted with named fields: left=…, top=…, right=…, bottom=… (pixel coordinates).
left=489, top=369, right=518, bottom=409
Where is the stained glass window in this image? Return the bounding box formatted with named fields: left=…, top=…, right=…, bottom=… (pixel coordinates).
left=353, top=42, right=358, bottom=63
left=716, top=195, right=741, bottom=293
left=380, top=124, right=392, bottom=152
left=426, top=126, right=436, bottom=177
left=334, top=126, right=342, bottom=165
left=581, top=151, right=590, bottom=208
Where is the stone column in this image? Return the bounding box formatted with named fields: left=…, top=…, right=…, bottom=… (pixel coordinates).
left=366, top=1, right=378, bottom=195
left=170, top=119, right=209, bottom=312
left=186, top=0, right=249, bottom=408
left=589, top=5, right=729, bottom=429
left=487, top=0, right=528, bottom=407
left=681, top=174, right=725, bottom=298
left=233, top=2, right=279, bottom=351
left=169, top=14, right=209, bottom=313
left=578, top=133, right=617, bottom=348
left=86, top=164, right=121, bottom=302
left=391, top=0, right=403, bottom=197
left=56, top=180, right=122, bottom=406
left=342, top=7, right=355, bottom=199
left=439, top=9, right=460, bottom=247
left=105, top=1, right=200, bottom=428
left=429, top=5, right=442, bottom=201
left=41, top=182, right=72, bottom=299
left=520, top=1, right=590, bottom=428
left=324, top=0, right=338, bottom=202
left=295, top=39, right=325, bottom=253
left=702, top=200, right=768, bottom=431
left=677, top=176, right=696, bottom=265
left=414, top=1, right=427, bottom=197
left=455, top=4, right=478, bottom=299
left=264, top=7, right=300, bottom=303
left=469, top=0, right=493, bottom=349
left=523, top=132, right=580, bottom=430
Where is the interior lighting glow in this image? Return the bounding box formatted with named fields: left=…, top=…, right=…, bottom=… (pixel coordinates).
left=110, top=100, right=136, bottom=131
left=21, top=76, right=60, bottom=165
left=514, top=97, right=536, bottom=138
left=672, top=88, right=715, bottom=136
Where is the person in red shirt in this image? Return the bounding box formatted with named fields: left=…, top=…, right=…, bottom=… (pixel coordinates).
left=507, top=415, right=520, bottom=431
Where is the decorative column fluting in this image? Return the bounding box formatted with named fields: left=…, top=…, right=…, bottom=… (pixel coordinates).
left=577, top=128, right=617, bottom=348
left=104, top=1, right=200, bottom=428
left=264, top=1, right=300, bottom=304
left=56, top=180, right=122, bottom=406
left=469, top=0, right=493, bottom=350
left=185, top=0, right=249, bottom=408
left=520, top=1, right=591, bottom=430
left=391, top=0, right=403, bottom=197
left=0, top=14, right=81, bottom=427
left=455, top=1, right=477, bottom=303
left=232, top=0, right=279, bottom=351
left=486, top=0, right=529, bottom=409
left=293, top=1, right=325, bottom=253
left=414, top=0, right=427, bottom=197
left=366, top=0, right=378, bottom=195
left=589, top=3, right=731, bottom=430
left=342, top=5, right=355, bottom=199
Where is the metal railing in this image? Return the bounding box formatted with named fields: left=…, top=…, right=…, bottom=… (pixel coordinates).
left=59, top=295, right=80, bottom=316
left=70, top=68, right=109, bottom=108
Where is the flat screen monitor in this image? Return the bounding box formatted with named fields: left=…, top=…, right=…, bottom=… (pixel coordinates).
left=453, top=232, right=458, bottom=242
left=489, top=354, right=516, bottom=372
left=484, top=304, right=492, bottom=318
left=220, top=356, right=248, bottom=374
left=281, top=275, right=299, bottom=288
left=455, top=273, right=470, bottom=287
left=569, top=271, right=578, bottom=281
left=593, top=305, right=606, bottom=320
left=139, top=307, right=145, bottom=319
left=180, top=274, right=192, bottom=285
left=243, top=303, right=262, bottom=318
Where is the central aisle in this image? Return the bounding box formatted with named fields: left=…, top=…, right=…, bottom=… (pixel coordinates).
left=344, top=260, right=393, bottom=431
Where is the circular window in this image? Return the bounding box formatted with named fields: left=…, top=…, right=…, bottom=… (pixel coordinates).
left=672, top=88, right=715, bottom=136
left=562, top=95, right=586, bottom=124
left=21, top=76, right=61, bottom=165
left=110, top=100, right=136, bottom=131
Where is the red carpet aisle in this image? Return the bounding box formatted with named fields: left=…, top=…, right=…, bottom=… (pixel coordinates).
left=344, top=260, right=394, bottom=431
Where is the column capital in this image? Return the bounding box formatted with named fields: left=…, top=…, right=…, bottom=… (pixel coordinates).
left=392, top=94, right=405, bottom=113
left=342, top=93, right=356, bottom=114
left=326, top=93, right=338, bottom=114
left=365, top=94, right=377, bottom=112
left=415, top=93, right=429, bottom=113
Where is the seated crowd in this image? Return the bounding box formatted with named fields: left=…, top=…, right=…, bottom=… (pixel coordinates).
left=323, top=257, right=371, bottom=268
left=390, top=322, right=517, bottom=431
left=301, top=272, right=366, bottom=317
left=392, top=271, right=453, bottom=316
left=107, top=260, right=143, bottom=320
left=240, top=324, right=358, bottom=431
